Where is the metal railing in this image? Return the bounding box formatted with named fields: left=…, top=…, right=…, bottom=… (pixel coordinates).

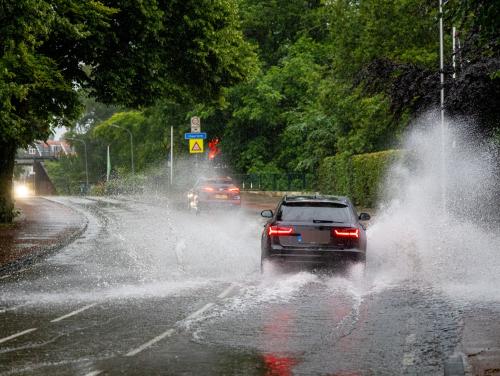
left=233, top=173, right=307, bottom=192
left=16, top=148, right=61, bottom=160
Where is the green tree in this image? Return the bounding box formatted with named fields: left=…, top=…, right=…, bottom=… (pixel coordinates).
left=239, top=0, right=325, bottom=66
left=0, top=0, right=256, bottom=222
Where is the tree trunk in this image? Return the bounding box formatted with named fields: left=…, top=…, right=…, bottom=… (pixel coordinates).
left=0, top=140, right=17, bottom=223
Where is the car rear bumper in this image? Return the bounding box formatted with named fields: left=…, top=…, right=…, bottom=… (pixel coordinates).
left=265, top=247, right=365, bottom=264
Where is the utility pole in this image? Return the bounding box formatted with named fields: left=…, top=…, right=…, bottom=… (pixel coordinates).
left=439, top=0, right=445, bottom=130
left=170, top=126, right=174, bottom=186
left=439, top=0, right=447, bottom=211
left=110, top=124, right=134, bottom=174
left=452, top=26, right=457, bottom=79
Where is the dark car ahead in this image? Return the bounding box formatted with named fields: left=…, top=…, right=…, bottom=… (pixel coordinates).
left=187, top=177, right=241, bottom=213
left=260, top=195, right=370, bottom=270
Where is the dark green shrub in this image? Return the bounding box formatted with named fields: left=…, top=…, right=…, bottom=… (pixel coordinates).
left=318, top=149, right=404, bottom=207
left=318, top=154, right=349, bottom=196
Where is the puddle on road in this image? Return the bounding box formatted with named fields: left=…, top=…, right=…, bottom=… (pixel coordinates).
left=0, top=196, right=264, bottom=307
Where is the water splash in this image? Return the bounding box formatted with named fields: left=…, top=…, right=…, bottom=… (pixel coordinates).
left=368, top=112, right=500, bottom=302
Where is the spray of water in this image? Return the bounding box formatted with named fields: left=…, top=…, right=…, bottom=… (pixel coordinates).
left=368, top=112, right=500, bottom=302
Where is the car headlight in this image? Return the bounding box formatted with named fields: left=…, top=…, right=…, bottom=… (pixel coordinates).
left=14, top=183, right=32, bottom=198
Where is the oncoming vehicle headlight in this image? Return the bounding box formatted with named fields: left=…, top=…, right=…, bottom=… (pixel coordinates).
left=14, top=183, right=32, bottom=198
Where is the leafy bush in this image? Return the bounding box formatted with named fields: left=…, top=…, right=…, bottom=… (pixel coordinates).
left=45, top=157, right=86, bottom=195
left=317, top=153, right=352, bottom=195
left=318, top=150, right=404, bottom=207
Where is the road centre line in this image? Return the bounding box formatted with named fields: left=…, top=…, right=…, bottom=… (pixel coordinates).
left=50, top=303, right=97, bottom=323
left=402, top=333, right=417, bottom=367
left=125, top=329, right=175, bottom=357
left=185, top=302, right=215, bottom=320
left=84, top=370, right=103, bottom=376
left=0, top=303, right=29, bottom=314
left=403, top=353, right=416, bottom=366
left=126, top=284, right=237, bottom=357
left=217, top=283, right=237, bottom=299
left=0, top=328, right=38, bottom=344
left=405, top=333, right=416, bottom=345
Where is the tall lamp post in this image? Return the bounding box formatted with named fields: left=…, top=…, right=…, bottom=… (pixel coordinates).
left=439, top=0, right=448, bottom=212
left=66, top=137, right=89, bottom=189
left=110, top=124, right=135, bottom=174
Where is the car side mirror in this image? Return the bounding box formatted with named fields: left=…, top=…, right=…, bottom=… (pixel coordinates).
left=261, top=209, right=273, bottom=218
left=359, top=212, right=371, bottom=221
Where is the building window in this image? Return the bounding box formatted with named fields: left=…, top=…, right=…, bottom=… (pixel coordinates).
left=28, top=146, right=37, bottom=155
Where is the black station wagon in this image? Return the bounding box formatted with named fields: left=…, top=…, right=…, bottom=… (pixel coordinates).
left=260, top=195, right=370, bottom=270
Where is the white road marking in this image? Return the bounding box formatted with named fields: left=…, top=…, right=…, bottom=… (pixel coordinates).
left=126, top=284, right=236, bottom=357
left=50, top=303, right=97, bottom=323
left=403, top=353, right=416, bottom=366
left=125, top=329, right=175, bottom=357
left=0, top=274, right=11, bottom=280
left=403, top=333, right=417, bottom=367
left=405, top=333, right=416, bottom=345
left=0, top=328, right=38, bottom=344
left=217, top=283, right=237, bottom=299
left=0, top=303, right=29, bottom=314
left=185, top=303, right=214, bottom=320
left=84, top=371, right=103, bottom=376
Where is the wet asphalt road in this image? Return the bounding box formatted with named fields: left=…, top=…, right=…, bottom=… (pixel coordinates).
left=0, top=197, right=498, bottom=375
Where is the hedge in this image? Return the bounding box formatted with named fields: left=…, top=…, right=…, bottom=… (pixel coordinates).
left=317, top=149, right=404, bottom=208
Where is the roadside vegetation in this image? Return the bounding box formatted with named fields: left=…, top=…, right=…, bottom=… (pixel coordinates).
left=2, top=1, right=499, bottom=219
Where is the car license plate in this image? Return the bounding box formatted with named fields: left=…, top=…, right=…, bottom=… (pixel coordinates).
left=301, top=230, right=330, bottom=244
left=215, top=194, right=228, bottom=199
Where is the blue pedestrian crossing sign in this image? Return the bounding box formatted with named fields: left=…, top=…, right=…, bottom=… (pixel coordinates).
left=184, top=132, right=207, bottom=140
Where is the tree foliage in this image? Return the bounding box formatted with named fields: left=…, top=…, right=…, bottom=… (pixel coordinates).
left=61, top=0, right=498, bottom=181
left=0, top=0, right=256, bottom=221
left=5, top=0, right=498, bottom=215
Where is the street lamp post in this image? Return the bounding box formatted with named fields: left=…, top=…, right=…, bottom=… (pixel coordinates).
left=110, top=124, right=135, bottom=174
left=66, top=137, right=89, bottom=189
left=439, top=0, right=448, bottom=212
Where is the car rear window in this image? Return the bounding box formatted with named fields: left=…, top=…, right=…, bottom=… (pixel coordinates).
left=279, top=203, right=352, bottom=223
left=204, top=178, right=233, bottom=185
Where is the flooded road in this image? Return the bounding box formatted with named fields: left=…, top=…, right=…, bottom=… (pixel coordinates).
left=0, top=196, right=498, bottom=375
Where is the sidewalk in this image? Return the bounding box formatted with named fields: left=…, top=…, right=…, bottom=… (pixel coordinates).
left=0, top=196, right=87, bottom=274
left=460, top=312, right=500, bottom=376
left=240, top=191, right=281, bottom=212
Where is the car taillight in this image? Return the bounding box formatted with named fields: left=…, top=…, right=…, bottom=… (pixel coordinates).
left=333, top=228, right=359, bottom=239
left=228, top=187, right=240, bottom=193
left=202, top=186, right=214, bottom=192
left=268, top=226, right=294, bottom=236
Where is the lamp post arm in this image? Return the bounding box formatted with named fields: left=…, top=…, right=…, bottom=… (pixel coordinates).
left=110, top=124, right=135, bottom=174
left=66, top=137, right=89, bottom=188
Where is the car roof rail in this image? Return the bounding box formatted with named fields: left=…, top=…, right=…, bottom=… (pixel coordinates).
left=283, top=194, right=348, bottom=202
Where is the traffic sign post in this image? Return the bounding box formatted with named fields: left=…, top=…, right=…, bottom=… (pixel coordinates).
left=189, top=139, right=204, bottom=154
left=187, top=116, right=204, bottom=156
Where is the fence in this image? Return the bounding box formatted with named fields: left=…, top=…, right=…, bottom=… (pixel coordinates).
left=233, top=173, right=307, bottom=191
